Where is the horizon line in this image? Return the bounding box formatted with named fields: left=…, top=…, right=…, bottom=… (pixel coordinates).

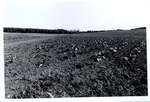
left=3, top=26, right=146, bottom=32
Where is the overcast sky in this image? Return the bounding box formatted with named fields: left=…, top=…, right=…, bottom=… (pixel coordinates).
left=1, top=0, right=149, bottom=30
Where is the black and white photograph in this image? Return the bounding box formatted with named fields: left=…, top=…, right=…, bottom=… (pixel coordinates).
left=1, top=0, right=150, bottom=101
left=4, top=26, right=147, bottom=98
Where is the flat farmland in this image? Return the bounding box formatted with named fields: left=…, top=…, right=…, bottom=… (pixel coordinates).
left=4, top=29, right=147, bottom=98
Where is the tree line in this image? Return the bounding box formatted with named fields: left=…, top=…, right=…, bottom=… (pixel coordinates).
left=3, top=27, right=102, bottom=34
left=3, top=27, right=145, bottom=34
left=3, top=27, right=80, bottom=34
